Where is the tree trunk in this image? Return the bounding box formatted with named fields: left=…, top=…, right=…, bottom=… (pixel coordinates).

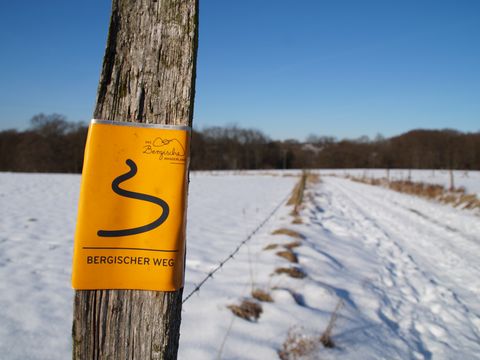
left=72, top=0, right=198, bottom=359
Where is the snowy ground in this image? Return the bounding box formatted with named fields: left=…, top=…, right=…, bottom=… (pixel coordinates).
left=0, top=171, right=479, bottom=359
left=316, top=169, right=480, bottom=196
left=199, top=169, right=480, bottom=196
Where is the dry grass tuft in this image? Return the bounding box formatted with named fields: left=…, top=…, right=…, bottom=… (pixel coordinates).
left=272, top=228, right=303, bottom=239
left=251, top=288, right=274, bottom=303
left=291, top=217, right=303, bottom=224
left=274, top=267, right=306, bottom=279
left=276, top=249, right=298, bottom=263
left=263, top=243, right=279, bottom=250
left=319, top=334, right=335, bottom=348
left=306, top=173, right=321, bottom=184
left=319, top=300, right=343, bottom=349
left=288, top=172, right=309, bottom=216
left=459, top=194, right=480, bottom=209
left=287, top=173, right=307, bottom=206
left=284, top=241, right=302, bottom=249
left=278, top=327, right=318, bottom=360
left=227, top=299, right=263, bottom=322
left=287, top=171, right=319, bottom=219
left=349, top=176, right=480, bottom=212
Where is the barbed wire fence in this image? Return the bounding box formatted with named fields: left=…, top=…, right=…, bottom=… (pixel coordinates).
left=182, top=190, right=292, bottom=304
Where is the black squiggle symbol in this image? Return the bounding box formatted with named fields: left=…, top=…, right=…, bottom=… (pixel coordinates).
left=97, top=159, right=169, bottom=237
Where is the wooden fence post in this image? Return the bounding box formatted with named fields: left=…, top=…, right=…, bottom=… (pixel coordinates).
left=72, top=0, right=198, bottom=359
left=449, top=168, right=455, bottom=191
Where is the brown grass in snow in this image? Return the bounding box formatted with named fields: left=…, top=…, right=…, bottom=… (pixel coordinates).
left=278, top=327, right=318, bottom=360
left=284, top=241, right=302, bottom=249
left=274, top=267, right=306, bottom=279
left=263, top=243, right=279, bottom=250
left=348, top=176, right=480, bottom=211
left=272, top=228, right=303, bottom=239
left=319, top=300, right=344, bottom=348
left=291, top=217, right=303, bottom=224
left=276, top=249, right=298, bottom=263
left=227, top=299, right=263, bottom=322
left=251, top=288, right=274, bottom=303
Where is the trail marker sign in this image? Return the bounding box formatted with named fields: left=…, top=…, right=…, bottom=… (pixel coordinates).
left=72, top=120, right=190, bottom=291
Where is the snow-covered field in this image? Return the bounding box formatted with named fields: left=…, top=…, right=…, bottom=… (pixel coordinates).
left=317, top=169, right=480, bottom=196
left=0, top=171, right=479, bottom=359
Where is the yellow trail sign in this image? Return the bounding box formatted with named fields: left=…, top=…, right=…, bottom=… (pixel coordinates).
left=72, top=120, right=190, bottom=291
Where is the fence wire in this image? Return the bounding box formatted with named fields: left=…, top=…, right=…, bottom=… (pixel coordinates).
left=182, top=191, right=291, bottom=304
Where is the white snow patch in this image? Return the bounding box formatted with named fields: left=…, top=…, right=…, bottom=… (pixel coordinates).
left=0, top=171, right=479, bottom=359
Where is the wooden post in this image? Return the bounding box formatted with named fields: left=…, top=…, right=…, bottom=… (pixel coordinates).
left=72, top=0, right=198, bottom=359
left=449, top=168, right=455, bottom=191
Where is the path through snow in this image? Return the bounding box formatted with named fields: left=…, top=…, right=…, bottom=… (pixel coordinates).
left=300, top=176, right=480, bottom=358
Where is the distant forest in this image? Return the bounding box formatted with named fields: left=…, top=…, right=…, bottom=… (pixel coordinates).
left=1, top=114, right=479, bottom=173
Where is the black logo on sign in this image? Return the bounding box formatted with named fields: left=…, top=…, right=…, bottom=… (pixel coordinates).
left=143, top=137, right=186, bottom=161
left=97, top=159, right=169, bottom=237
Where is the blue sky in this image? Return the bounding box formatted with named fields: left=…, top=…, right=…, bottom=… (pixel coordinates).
left=0, top=0, right=478, bottom=140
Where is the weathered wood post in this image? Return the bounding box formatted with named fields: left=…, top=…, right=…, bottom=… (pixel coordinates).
left=449, top=168, right=455, bottom=191
left=72, top=0, right=198, bottom=358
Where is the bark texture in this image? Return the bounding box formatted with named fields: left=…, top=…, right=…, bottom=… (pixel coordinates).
left=73, top=0, right=198, bottom=359
left=94, top=0, right=198, bottom=124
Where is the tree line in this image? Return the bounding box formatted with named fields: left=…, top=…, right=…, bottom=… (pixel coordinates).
left=0, top=114, right=479, bottom=173
left=0, top=114, right=87, bottom=173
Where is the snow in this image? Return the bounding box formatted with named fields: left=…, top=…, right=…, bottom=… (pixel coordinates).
left=0, top=171, right=479, bottom=359
left=317, top=169, right=480, bottom=196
